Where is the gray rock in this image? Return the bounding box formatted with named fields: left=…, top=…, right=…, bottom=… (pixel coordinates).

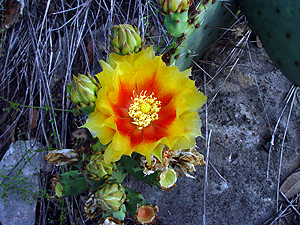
left=0, top=140, right=46, bottom=225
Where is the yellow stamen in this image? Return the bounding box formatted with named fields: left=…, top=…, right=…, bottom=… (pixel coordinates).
left=128, top=91, right=161, bottom=129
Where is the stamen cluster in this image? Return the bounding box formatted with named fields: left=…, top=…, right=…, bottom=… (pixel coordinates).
left=128, top=91, right=161, bottom=129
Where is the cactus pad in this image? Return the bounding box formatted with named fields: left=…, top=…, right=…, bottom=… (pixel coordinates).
left=163, top=0, right=238, bottom=71
left=237, top=0, right=300, bottom=86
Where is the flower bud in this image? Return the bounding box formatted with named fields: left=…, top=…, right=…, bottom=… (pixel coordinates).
left=95, top=183, right=125, bottom=212
left=66, top=73, right=100, bottom=111
left=86, top=153, right=114, bottom=179
left=109, top=24, right=144, bottom=55
left=159, top=0, right=191, bottom=13
left=51, top=177, right=64, bottom=198
left=45, top=149, right=79, bottom=166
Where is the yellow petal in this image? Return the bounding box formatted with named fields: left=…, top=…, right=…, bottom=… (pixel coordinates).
left=151, top=143, right=166, bottom=163
left=108, top=46, right=155, bottom=69
left=184, top=90, right=207, bottom=112
left=180, top=112, right=202, bottom=138
left=134, top=140, right=163, bottom=165
left=103, top=132, right=132, bottom=164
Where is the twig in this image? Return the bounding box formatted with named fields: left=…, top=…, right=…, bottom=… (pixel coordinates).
left=276, top=86, right=298, bottom=212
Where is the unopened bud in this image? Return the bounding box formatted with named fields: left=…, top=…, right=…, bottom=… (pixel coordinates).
left=110, top=24, right=144, bottom=55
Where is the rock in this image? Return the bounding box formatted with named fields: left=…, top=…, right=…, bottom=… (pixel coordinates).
left=0, top=140, right=46, bottom=225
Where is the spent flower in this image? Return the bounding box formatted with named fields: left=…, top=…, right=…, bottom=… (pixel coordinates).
left=84, top=192, right=103, bottom=218
left=173, top=147, right=206, bottom=178
left=45, top=149, right=79, bottom=166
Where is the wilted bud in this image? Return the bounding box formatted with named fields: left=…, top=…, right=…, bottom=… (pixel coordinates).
left=159, top=167, right=177, bottom=189
left=135, top=204, right=159, bottom=224
left=66, top=73, right=100, bottom=113
left=174, top=147, right=206, bottom=178
left=95, top=183, right=125, bottom=212
left=84, top=192, right=103, bottom=218
left=45, top=149, right=79, bottom=166
left=86, top=153, right=114, bottom=179
left=159, top=0, right=191, bottom=13
left=109, top=24, right=144, bottom=55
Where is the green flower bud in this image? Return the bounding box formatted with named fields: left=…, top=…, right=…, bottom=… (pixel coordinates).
left=87, top=153, right=114, bottom=179
left=96, top=183, right=125, bottom=212
left=109, top=24, right=144, bottom=55
left=66, top=73, right=100, bottom=112
left=52, top=178, right=64, bottom=198
left=159, top=0, right=191, bottom=13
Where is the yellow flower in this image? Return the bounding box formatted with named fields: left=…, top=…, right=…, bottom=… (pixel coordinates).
left=82, top=46, right=207, bottom=164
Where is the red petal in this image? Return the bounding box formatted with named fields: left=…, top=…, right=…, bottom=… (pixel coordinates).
left=154, top=108, right=176, bottom=128
left=143, top=124, right=167, bottom=142
left=130, top=127, right=143, bottom=146
left=111, top=103, right=129, bottom=118
left=116, top=80, right=135, bottom=109
left=116, top=117, right=135, bottom=135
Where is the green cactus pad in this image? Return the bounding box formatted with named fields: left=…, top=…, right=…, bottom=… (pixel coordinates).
left=164, top=11, right=189, bottom=38
left=52, top=170, right=89, bottom=197
left=163, top=0, right=238, bottom=71
left=118, top=154, right=160, bottom=187
left=124, top=188, right=151, bottom=216
left=237, top=0, right=300, bottom=86
left=102, top=205, right=126, bottom=223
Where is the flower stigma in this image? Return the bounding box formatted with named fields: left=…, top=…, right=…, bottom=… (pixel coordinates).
left=128, top=91, right=161, bottom=129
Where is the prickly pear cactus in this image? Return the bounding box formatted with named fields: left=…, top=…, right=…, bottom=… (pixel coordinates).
left=237, top=0, right=300, bottom=87
left=162, top=0, right=238, bottom=71
left=46, top=20, right=208, bottom=224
